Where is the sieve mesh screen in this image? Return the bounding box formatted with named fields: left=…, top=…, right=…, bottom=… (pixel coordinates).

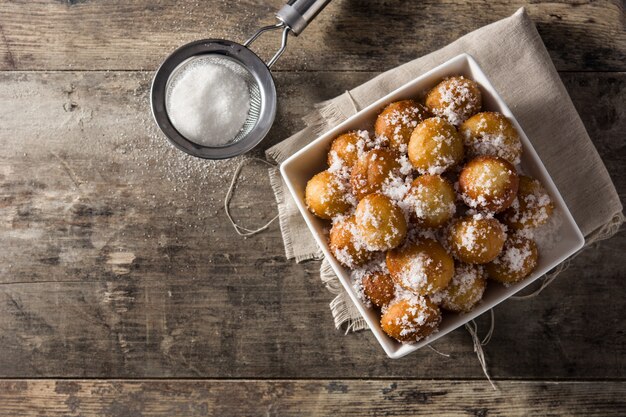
left=164, top=54, right=263, bottom=148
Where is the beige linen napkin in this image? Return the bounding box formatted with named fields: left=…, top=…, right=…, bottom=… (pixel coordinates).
left=266, top=8, right=624, bottom=329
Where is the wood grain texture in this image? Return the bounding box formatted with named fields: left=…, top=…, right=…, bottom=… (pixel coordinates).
left=0, top=380, right=625, bottom=417
left=0, top=71, right=624, bottom=378
left=0, top=1, right=624, bottom=414
left=0, top=0, right=624, bottom=71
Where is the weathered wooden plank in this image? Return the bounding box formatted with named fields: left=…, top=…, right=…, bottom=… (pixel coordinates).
left=0, top=380, right=625, bottom=417
left=0, top=0, right=624, bottom=71
left=564, top=72, right=626, bottom=185
left=0, top=245, right=624, bottom=379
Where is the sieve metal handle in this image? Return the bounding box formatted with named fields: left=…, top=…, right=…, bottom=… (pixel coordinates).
left=275, top=0, right=331, bottom=36
left=244, top=23, right=290, bottom=69
left=244, top=0, right=330, bottom=68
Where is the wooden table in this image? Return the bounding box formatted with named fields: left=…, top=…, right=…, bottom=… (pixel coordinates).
left=0, top=1, right=624, bottom=415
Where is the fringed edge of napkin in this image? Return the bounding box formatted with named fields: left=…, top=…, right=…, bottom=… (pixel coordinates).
left=267, top=167, right=323, bottom=262
left=321, top=258, right=369, bottom=333
left=586, top=211, right=625, bottom=245
left=268, top=167, right=298, bottom=261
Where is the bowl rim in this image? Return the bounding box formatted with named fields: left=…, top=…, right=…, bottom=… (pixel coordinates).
left=280, top=53, right=585, bottom=358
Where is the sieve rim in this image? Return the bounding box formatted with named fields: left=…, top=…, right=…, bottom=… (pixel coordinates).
left=151, top=39, right=276, bottom=160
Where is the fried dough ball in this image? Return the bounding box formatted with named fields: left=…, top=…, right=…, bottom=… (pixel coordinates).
left=408, top=117, right=464, bottom=175
left=404, top=174, right=456, bottom=228
left=374, top=100, right=431, bottom=152
left=350, top=148, right=401, bottom=200
left=305, top=170, right=352, bottom=220
left=381, top=296, right=441, bottom=343
left=486, top=235, right=538, bottom=284
left=386, top=239, right=454, bottom=295
left=447, top=215, right=507, bottom=264
left=361, top=271, right=396, bottom=308
left=430, top=264, right=486, bottom=313
left=329, top=215, right=372, bottom=268
left=328, top=131, right=362, bottom=168
left=460, top=112, right=522, bottom=165
left=501, top=176, right=554, bottom=230
left=425, top=76, right=482, bottom=126
left=355, top=194, right=407, bottom=251
left=459, top=156, right=519, bottom=213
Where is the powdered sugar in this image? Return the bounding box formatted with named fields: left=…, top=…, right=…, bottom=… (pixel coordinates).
left=397, top=154, right=413, bottom=176
left=428, top=76, right=481, bottom=126
left=166, top=57, right=250, bottom=146
left=352, top=268, right=373, bottom=307
left=404, top=179, right=456, bottom=224
left=351, top=256, right=390, bottom=306
left=452, top=214, right=506, bottom=256
left=462, top=114, right=522, bottom=165
left=517, top=206, right=563, bottom=251
left=381, top=174, right=413, bottom=206
left=430, top=264, right=485, bottom=312
left=376, top=101, right=428, bottom=148
left=459, top=223, right=479, bottom=251
left=507, top=183, right=553, bottom=228
left=397, top=253, right=433, bottom=291
left=492, top=241, right=531, bottom=272
left=387, top=295, right=441, bottom=341
left=466, top=131, right=522, bottom=165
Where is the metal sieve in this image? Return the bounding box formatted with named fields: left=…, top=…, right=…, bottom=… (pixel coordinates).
left=151, top=0, right=330, bottom=160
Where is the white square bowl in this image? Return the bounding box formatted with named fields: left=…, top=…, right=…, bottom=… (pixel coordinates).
left=280, top=53, right=584, bottom=359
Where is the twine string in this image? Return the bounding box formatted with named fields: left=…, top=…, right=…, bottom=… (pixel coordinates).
left=345, top=90, right=360, bottom=114
left=428, top=344, right=451, bottom=358
left=481, top=308, right=495, bottom=346
left=465, top=309, right=497, bottom=391
left=224, top=157, right=279, bottom=237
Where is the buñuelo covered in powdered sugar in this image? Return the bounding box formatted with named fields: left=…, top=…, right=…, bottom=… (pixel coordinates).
left=303, top=75, right=557, bottom=345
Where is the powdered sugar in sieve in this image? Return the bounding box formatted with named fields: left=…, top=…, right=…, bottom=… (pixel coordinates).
left=165, top=55, right=261, bottom=147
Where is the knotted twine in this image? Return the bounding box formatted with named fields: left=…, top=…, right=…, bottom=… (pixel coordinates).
left=224, top=157, right=279, bottom=236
